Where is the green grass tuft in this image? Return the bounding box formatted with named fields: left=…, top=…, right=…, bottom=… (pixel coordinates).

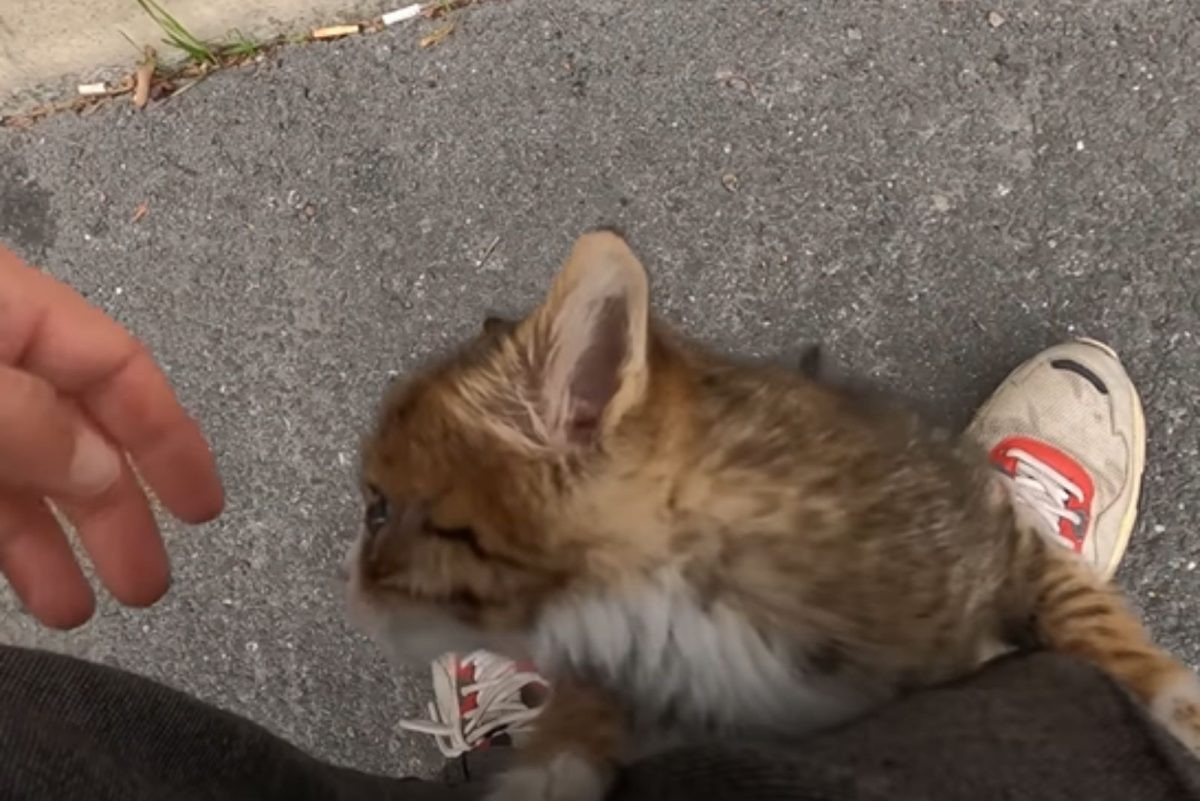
left=220, top=30, right=262, bottom=59
left=135, top=1, right=271, bottom=66
left=135, top=0, right=217, bottom=64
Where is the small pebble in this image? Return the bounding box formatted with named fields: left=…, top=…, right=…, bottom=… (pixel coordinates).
left=1188, top=561, right=1197, bottom=571
left=988, top=11, right=1006, bottom=28
left=1154, top=524, right=1167, bottom=534
left=847, top=26, right=863, bottom=41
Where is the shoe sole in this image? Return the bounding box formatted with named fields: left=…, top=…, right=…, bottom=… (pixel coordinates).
left=1074, top=338, right=1146, bottom=582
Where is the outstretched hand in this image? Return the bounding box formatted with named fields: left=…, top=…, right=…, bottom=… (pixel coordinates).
left=0, top=245, right=223, bottom=629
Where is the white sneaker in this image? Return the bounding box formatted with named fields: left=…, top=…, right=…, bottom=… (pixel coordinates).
left=967, top=338, right=1146, bottom=580
left=399, top=651, right=550, bottom=758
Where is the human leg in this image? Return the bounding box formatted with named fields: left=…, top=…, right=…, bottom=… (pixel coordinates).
left=0, top=644, right=476, bottom=801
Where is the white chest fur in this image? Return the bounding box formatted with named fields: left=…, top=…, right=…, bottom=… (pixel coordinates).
left=531, top=571, right=874, bottom=745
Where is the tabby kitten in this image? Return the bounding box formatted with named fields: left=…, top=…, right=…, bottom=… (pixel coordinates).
left=346, top=230, right=1200, bottom=801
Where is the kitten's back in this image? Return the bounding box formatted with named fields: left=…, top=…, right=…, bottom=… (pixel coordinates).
left=348, top=232, right=1200, bottom=801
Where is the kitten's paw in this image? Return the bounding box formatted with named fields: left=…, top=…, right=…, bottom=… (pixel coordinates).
left=484, top=753, right=610, bottom=801
left=1151, top=671, right=1200, bottom=759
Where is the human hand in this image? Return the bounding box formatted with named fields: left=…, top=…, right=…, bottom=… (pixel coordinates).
left=0, top=245, right=223, bottom=629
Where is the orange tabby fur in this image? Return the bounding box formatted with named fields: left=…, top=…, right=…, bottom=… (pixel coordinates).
left=347, top=230, right=1200, bottom=801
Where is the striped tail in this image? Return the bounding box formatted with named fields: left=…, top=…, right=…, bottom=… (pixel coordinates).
left=1018, top=527, right=1200, bottom=759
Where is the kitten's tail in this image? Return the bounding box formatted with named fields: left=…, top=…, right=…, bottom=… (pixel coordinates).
left=1015, top=525, right=1200, bottom=758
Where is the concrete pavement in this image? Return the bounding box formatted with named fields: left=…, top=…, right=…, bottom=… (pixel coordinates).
left=1, top=0, right=1198, bottom=777
left=0, top=0, right=382, bottom=114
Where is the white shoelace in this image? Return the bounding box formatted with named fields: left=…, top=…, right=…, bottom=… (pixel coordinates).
left=1003, top=447, right=1085, bottom=544
left=398, top=650, right=548, bottom=758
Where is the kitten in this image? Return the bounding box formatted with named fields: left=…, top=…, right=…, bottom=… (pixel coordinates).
left=346, top=230, right=1200, bottom=801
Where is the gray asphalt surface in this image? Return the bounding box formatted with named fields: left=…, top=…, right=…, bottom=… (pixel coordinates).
left=1, top=0, right=1198, bottom=778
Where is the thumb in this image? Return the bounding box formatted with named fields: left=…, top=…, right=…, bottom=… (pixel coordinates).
left=0, top=364, right=122, bottom=499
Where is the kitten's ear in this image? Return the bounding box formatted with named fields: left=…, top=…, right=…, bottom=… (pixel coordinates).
left=524, top=231, right=650, bottom=447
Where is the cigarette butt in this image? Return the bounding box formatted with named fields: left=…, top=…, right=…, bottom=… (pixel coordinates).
left=312, top=24, right=361, bottom=39
left=78, top=82, right=108, bottom=96
left=382, top=4, right=422, bottom=25
left=133, top=48, right=156, bottom=109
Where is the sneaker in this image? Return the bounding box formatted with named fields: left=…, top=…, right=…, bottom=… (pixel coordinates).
left=967, top=338, right=1146, bottom=580
left=399, top=651, right=550, bottom=758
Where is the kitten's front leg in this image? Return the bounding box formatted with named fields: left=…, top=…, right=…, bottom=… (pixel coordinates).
left=486, top=677, right=626, bottom=801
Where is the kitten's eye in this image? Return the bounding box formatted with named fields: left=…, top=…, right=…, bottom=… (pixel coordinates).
left=365, top=485, right=389, bottom=535
left=428, top=525, right=478, bottom=546
left=427, top=524, right=483, bottom=553
left=426, top=515, right=491, bottom=560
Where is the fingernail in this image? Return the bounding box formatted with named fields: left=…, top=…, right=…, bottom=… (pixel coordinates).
left=68, top=426, right=122, bottom=497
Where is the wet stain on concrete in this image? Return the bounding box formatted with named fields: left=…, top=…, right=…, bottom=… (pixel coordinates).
left=0, top=153, right=56, bottom=255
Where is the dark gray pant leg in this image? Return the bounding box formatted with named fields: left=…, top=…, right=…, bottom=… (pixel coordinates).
left=616, top=653, right=1200, bottom=800
left=0, top=644, right=476, bottom=801
left=2, top=646, right=1196, bottom=801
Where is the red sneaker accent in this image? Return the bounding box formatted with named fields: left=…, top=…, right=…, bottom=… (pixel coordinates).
left=989, top=436, right=1095, bottom=553
left=399, top=651, right=549, bottom=757
left=457, top=658, right=479, bottom=714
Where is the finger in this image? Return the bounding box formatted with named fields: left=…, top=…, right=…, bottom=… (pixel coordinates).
left=54, top=460, right=170, bottom=609
left=0, top=365, right=121, bottom=499
left=82, top=347, right=223, bottom=523
left=0, top=489, right=95, bottom=629
left=0, top=251, right=223, bottom=523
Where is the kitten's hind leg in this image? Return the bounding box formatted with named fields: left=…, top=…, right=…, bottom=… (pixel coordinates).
left=1151, top=673, right=1200, bottom=758
left=1014, top=527, right=1200, bottom=760
left=486, top=678, right=625, bottom=801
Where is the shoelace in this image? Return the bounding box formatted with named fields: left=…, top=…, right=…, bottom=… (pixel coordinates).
left=1003, top=447, right=1085, bottom=543
left=398, top=650, right=548, bottom=758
